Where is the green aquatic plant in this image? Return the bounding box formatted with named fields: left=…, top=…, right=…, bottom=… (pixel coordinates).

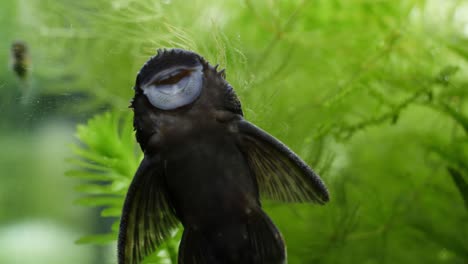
left=2, top=0, right=468, bottom=263
left=67, top=111, right=182, bottom=263
left=67, top=111, right=139, bottom=244
left=38, top=0, right=468, bottom=263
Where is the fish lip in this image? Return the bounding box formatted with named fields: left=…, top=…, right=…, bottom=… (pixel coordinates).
left=140, top=65, right=203, bottom=110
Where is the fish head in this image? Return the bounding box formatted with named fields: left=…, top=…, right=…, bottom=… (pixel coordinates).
left=131, top=49, right=243, bottom=151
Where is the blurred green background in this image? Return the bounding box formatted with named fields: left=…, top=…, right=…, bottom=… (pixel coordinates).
left=1, top=0, right=467, bottom=263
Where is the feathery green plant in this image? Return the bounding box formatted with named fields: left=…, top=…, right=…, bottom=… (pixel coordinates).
left=39, top=0, right=468, bottom=263
left=67, top=111, right=139, bottom=244
left=67, top=111, right=183, bottom=263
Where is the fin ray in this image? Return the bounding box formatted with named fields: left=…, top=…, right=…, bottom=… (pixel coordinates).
left=235, top=119, right=329, bottom=204
left=118, top=155, right=179, bottom=264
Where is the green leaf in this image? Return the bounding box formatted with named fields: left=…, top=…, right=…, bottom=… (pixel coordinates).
left=101, top=207, right=123, bottom=217
left=74, top=196, right=123, bottom=207
left=75, top=233, right=118, bottom=245
left=67, top=110, right=142, bottom=245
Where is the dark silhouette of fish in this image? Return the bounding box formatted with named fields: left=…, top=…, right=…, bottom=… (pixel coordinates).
left=10, top=41, right=36, bottom=105
left=118, top=49, right=329, bottom=264
left=11, top=41, right=29, bottom=80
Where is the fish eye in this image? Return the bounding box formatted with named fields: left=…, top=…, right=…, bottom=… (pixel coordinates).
left=142, top=65, right=203, bottom=110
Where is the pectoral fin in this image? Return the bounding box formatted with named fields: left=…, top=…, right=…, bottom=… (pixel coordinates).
left=235, top=119, right=329, bottom=204
left=118, top=154, right=179, bottom=264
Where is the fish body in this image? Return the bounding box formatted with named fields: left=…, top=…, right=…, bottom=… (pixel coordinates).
left=11, top=41, right=29, bottom=80
left=118, top=49, right=329, bottom=264
left=165, top=130, right=281, bottom=264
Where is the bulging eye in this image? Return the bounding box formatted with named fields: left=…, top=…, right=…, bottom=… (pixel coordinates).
left=142, top=65, right=203, bottom=110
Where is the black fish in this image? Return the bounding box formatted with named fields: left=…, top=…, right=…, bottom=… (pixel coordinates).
left=118, top=49, right=329, bottom=264
left=11, top=41, right=29, bottom=80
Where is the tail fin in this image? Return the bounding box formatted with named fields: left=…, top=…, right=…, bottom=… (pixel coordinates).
left=178, top=208, right=286, bottom=264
